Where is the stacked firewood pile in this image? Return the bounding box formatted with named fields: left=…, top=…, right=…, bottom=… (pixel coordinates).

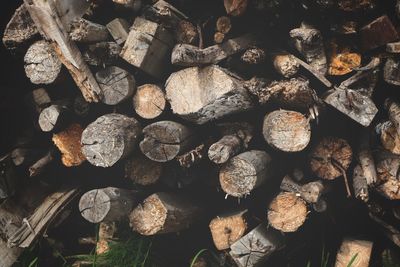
left=2, top=0, right=400, bottom=266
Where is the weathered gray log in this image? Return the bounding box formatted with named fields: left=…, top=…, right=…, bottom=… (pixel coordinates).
left=216, top=16, right=232, bottom=34
left=272, top=53, right=300, bottom=78
left=357, top=129, right=377, bottom=185
left=133, top=84, right=166, bottom=119
left=24, top=0, right=102, bottom=102
left=268, top=192, right=308, bottom=232
left=353, top=164, right=369, bottom=202
left=280, top=175, right=325, bottom=203
left=125, top=153, right=163, bottom=186
left=324, top=88, right=378, bottom=127
left=165, top=65, right=254, bottom=124
left=24, top=40, right=62, bottom=85
left=290, top=23, right=327, bottom=75
left=129, top=192, right=202, bottom=235
left=25, top=88, right=51, bottom=114
left=229, top=223, right=284, bottom=267
left=375, top=152, right=400, bottom=200
left=95, top=66, right=136, bottom=105
left=263, top=110, right=311, bottom=152
left=120, top=17, right=174, bottom=79
left=219, top=150, right=272, bottom=198
left=81, top=114, right=142, bottom=167
left=29, top=148, right=56, bottom=177
left=79, top=187, right=138, bottom=223
left=209, top=210, right=248, bottom=250
left=139, top=121, right=195, bottom=162
left=106, top=18, right=130, bottom=45
left=38, top=104, right=69, bottom=132
left=377, top=121, right=400, bottom=155
left=384, top=58, right=400, bottom=86
left=2, top=4, right=39, bottom=50
left=208, top=135, right=243, bottom=164
left=69, top=18, right=109, bottom=43
left=83, top=41, right=121, bottom=67
left=0, top=154, right=19, bottom=199
left=335, top=239, right=373, bottom=267
left=171, top=34, right=256, bottom=67
left=360, top=15, right=399, bottom=51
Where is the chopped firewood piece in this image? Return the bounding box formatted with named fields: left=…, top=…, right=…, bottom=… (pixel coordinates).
left=125, top=153, right=163, bottom=186
left=273, top=53, right=300, bottom=78
left=52, top=123, right=86, bottom=167
left=209, top=210, right=248, bottom=250
left=268, top=192, right=308, bottom=232
left=335, top=239, right=373, bottom=267
left=385, top=99, right=400, bottom=135
left=176, top=20, right=198, bottom=44
left=38, top=104, right=70, bottom=132
left=113, top=0, right=141, bottom=11
left=96, top=222, right=117, bottom=254
left=357, top=129, right=377, bottom=185
left=360, top=15, right=399, bottom=51
left=214, top=32, right=225, bottom=44
left=106, top=18, right=130, bottom=45
left=133, top=84, right=166, bottom=119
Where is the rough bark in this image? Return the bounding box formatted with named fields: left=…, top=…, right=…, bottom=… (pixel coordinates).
left=106, top=18, right=130, bottom=45
left=129, top=192, right=202, bottom=235
left=263, top=110, right=311, bottom=152
left=280, top=175, right=325, bottom=203
left=219, top=150, right=272, bottom=198
left=360, top=15, right=399, bottom=51
left=165, top=65, right=254, bottom=124
left=335, top=239, right=373, bottom=267
left=125, top=153, right=163, bottom=186
left=81, top=114, right=142, bottom=167
left=385, top=99, right=400, bottom=136
left=79, top=187, right=138, bottom=223
left=69, top=18, right=109, bottom=43
left=209, top=210, right=248, bottom=250
left=384, top=58, right=400, bottom=86
left=378, top=121, right=400, bottom=155
left=175, top=20, right=198, bottom=44
left=24, top=40, right=62, bottom=85
left=375, top=152, right=400, bottom=200
left=133, top=84, right=166, bottom=119
left=95, top=66, right=136, bottom=105
left=83, top=41, right=121, bottom=67
left=241, top=47, right=266, bottom=64
left=273, top=53, right=300, bottom=78
left=139, top=121, right=196, bottom=162
left=208, top=135, right=244, bottom=164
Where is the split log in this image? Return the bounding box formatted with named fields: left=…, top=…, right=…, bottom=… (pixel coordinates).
left=25, top=88, right=51, bottom=114
left=385, top=99, right=400, bottom=135
left=106, top=18, right=130, bottom=45
left=2, top=3, right=39, bottom=50
left=29, top=148, right=56, bottom=177
left=120, top=17, right=174, bottom=79
left=52, top=123, right=86, bottom=167
left=352, top=164, right=369, bottom=202
left=263, top=110, right=311, bottom=152
left=229, top=223, right=284, bottom=267
left=360, top=15, right=399, bottom=51
left=129, top=192, right=202, bottom=235
left=375, top=153, right=400, bottom=200
left=38, top=104, right=70, bottom=132
left=133, top=84, right=166, bottom=119
left=165, top=65, right=254, bottom=124
left=8, top=188, right=79, bottom=248
left=324, top=88, right=378, bottom=127
left=224, top=0, right=248, bottom=16
left=81, top=114, right=142, bottom=167
left=357, top=129, right=377, bottom=185
left=387, top=42, right=400, bottom=53
left=139, top=121, right=195, bottom=162
left=24, top=40, right=62, bottom=85
left=0, top=154, right=19, bottom=199
left=378, top=121, right=400, bottom=155
left=334, top=239, right=373, bottom=267
left=289, top=23, right=328, bottom=75
left=241, top=47, right=266, bottom=64
left=219, top=150, right=272, bottom=198
left=24, top=0, right=103, bottom=102
left=384, top=58, right=400, bottom=86
left=70, top=18, right=109, bottom=43
left=309, top=136, right=353, bottom=180
left=272, top=53, right=300, bottom=78
left=280, top=175, right=325, bottom=203
left=79, top=187, right=138, bottom=223
left=125, top=153, right=163, bottom=186
left=95, top=66, right=136, bottom=105
left=171, top=34, right=256, bottom=67
left=267, top=192, right=308, bottom=232
left=83, top=42, right=121, bottom=67
left=209, top=210, right=248, bottom=250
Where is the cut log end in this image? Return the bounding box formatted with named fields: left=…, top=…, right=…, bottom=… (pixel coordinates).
left=38, top=105, right=64, bottom=132
left=335, top=239, right=373, bottom=267
left=125, top=153, right=163, bottom=186
left=273, top=54, right=300, bottom=78
left=133, top=84, right=166, bottom=119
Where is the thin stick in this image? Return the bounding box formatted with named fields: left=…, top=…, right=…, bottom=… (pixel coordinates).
left=331, top=158, right=352, bottom=197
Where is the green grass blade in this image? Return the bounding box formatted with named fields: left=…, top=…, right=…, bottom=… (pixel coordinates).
left=141, top=241, right=152, bottom=267
left=190, top=249, right=208, bottom=267
left=28, top=257, right=38, bottom=267
left=306, top=260, right=311, bottom=267
left=346, top=253, right=358, bottom=267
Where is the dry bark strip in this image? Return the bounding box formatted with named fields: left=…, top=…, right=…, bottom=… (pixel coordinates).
left=129, top=192, right=202, bottom=235
left=133, top=84, right=166, bottom=119
left=166, top=65, right=254, bottom=124
left=24, top=0, right=102, bottom=102
left=79, top=187, right=138, bottom=223
left=171, top=34, right=256, bottom=67
left=139, top=121, right=195, bottom=162
left=219, top=150, right=272, bottom=198
left=335, top=239, right=373, bottom=267
left=229, top=223, right=285, bottom=267
left=81, top=114, right=142, bottom=167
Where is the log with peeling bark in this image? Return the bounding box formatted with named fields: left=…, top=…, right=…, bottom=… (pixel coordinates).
left=129, top=192, right=202, bottom=235
left=219, top=150, right=272, bottom=198
left=165, top=65, right=254, bottom=124
left=263, top=110, right=311, bottom=152
left=69, top=18, right=109, bottom=43
left=140, top=121, right=196, bottom=162
left=335, top=239, right=373, bottom=267
left=384, top=58, right=400, bottom=86
left=125, top=153, right=163, bottom=186
left=79, top=187, right=138, bottom=223
left=95, top=66, right=136, bottom=105
left=229, top=223, right=284, bottom=267
left=83, top=42, right=121, bottom=67
left=280, top=175, right=325, bottom=203
left=24, top=40, right=63, bottom=85
left=171, top=34, right=256, bottom=67
left=81, top=114, right=142, bottom=167
left=267, top=192, right=308, bottom=232
left=106, top=18, right=130, bottom=45
left=133, top=84, right=166, bottom=119
left=24, top=0, right=103, bottom=102
left=272, top=53, right=300, bottom=78
left=176, top=143, right=206, bottom=168
left=209, top=210, right=248, bottom=250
